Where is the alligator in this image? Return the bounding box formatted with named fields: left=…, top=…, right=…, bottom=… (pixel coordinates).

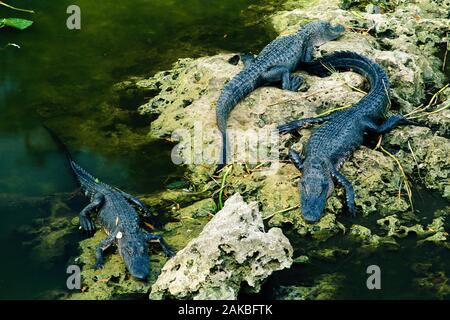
left=45, top=128, right=174, bottom=280
left=277, top=51, right=417, bottom=222
left=215, top=21, right=345, bottom=171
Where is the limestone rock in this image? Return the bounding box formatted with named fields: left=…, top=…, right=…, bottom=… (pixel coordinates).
left=150, top=193, right=293, bottom=300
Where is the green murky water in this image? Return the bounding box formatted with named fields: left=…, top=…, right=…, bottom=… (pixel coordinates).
left=0, top=0, right=449, bottom=300
left=0, top=0, right=276, bottom=299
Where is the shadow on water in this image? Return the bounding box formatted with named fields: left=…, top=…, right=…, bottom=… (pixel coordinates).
left=0, top=0, right=278, bottom=299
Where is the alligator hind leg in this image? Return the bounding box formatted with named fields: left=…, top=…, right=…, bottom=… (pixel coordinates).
left=79, top=193, right=104, bottom=233
left=262, top=65, right=286, bottom=82
left=143, top=232, right=175, bottom=257
left=93, top=233, right=116, bottom=270
left=262, top=66, right=303, bottom=92
left=329, top=167, right=357, bottom=216
left=130, top=199, right=163, bottom=229
left=115, top=188, right=163, bottom=228
left=240, top=53, right=255, bottom=67
left=286, top=75, right=303, bottom=91
left=278, top=113, right=338, bottom=134
left=365, top=115, right=419, bottom=134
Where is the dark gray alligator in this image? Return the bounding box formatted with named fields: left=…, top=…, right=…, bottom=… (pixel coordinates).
left=215, top=21, right=345, bottom=171
left=45, top=128, right=174, bottom=280
left=278, top=51, right=416, bottom=222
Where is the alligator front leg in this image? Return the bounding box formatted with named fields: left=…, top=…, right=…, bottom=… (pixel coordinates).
left=143, top=232, right=175, bottom=257
left=262, top=66, right=303, bottom=92
left=288, top=149, right=303, bottom=170
left=93, top=233, right=116, bottom=270
left=277, top=113, right=337, bottom=134
left=365, top=115, right=419, bottom=134
left=301, top=45, right=314, bottom=63
left=79, top=193, right=104, bottom=233
left=329, top=167, right=357, bottom=216
left=239, top=53, right=255, bottom=67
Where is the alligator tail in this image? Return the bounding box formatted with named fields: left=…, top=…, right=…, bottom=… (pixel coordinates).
left=215, top=70, right=260, bottom=171
left=44, top=125, right=95, bottom=183
left=44, top=125, right=74, bottom=163
left=300, top=51, right=389, bottom=92
left=216, top=88, right=235, bottom=171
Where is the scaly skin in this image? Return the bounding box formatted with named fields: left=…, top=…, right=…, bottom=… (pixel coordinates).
left=216, top=21, right=345, bottom=171
left=278, top=51, right=416, bottom=222
left=46, top=129, right=174, bottom=280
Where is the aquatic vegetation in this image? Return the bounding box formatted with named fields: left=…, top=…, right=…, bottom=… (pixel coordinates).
left=165, top=180, right=191, bottom=190
left=0, top=1, right=34, bottom=31
left=0, top=1, right=34, bottom=13
left=375, top=137, right=414, bottom=212
left=0, top=17, right=32, bottom=30
left=274, top=273, right=345, bottom=300
left=217, top=165, right=233, bottom=209
left=18, top=216, right=78, bottom=269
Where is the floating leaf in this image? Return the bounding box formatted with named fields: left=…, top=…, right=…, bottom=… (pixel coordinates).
left=166, top=180, right=189, bottom=190
left=0, top=18, right=33, bottom=30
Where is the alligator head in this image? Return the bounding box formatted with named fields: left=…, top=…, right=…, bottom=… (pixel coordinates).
left=117, top=232, right=150, bottom=280
left=299, top=158, right=334, bottom=223
left=301, top=21, right=345, bottom=47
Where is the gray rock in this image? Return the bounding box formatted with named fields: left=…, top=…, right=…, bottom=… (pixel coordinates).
left=150, top=193, right=293, bottom=300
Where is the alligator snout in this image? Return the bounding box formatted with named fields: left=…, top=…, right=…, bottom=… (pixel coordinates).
left=131, top=271, right=149, bottom=281
left=302, top=214, right=320, bottom=224
left=128, top=261, right=150, bottom=281
left=301, top=200, right=326, bottom=223
left=300, top=192, right=327, bottom=224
